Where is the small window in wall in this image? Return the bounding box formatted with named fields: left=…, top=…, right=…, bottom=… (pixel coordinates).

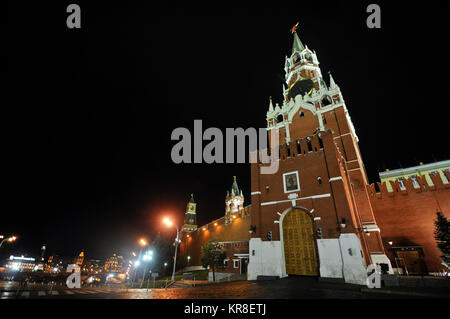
left=287, top=146, right=291, bottom=157
left=299, top=111, right=304, bottom=117
left=318, top=136, right=324, bottom=149
left=322, top=116, right=327, bottom=124
left=277, top=114, right=284, bottom=123
left=233, top=260, right=239, bottom=269
left=224, top=259, right=229, bottom=268
left=318, top=177, right=322, bottom=184
left=265, top=185, right=270, bottom=193
left=296, top=142, right=301, bottom=155
left=321, top=95, right=332, bottom=107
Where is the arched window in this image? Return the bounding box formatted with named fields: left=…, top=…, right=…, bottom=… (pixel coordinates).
left=277, top=114, right=284, bottom=123
left=305, top=53, right=313, bottom=63
left=299, top=111, right=304, bottom=117
left=293, top=53, right=301, bottom=63
left=321, top=95, right=332, bottom=107
left=318, top=177, right=322, bottom=184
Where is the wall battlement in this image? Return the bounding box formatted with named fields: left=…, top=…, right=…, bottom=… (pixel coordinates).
left=367, top=170, right=450, bottom=198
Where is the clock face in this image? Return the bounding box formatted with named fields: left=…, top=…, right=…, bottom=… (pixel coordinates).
left=288, top=79, right=314, bottom=100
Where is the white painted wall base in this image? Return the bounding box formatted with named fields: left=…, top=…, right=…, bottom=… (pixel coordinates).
left=317, top=238, right=344, bottom=279
left=339, top=233, right=368, bottom=285
left=247, top=234, right=368, bottom=285
left=370, top=253, right=394, bottom=274
left=247, top=238, right=286, bottom=280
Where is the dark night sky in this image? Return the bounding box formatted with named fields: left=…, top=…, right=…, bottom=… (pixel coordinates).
left=3, top=2, right=448, bottom=261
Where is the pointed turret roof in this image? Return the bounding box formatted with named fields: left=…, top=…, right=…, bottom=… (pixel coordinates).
left=269, top=96, right=274, bottom=112
left=231, top=176, right=240, bottom=196
left=189, top=193, right=195, bottom=203
left=328, top=72, right=337, bottom=89
left=292, top=31, right=305, bottom=53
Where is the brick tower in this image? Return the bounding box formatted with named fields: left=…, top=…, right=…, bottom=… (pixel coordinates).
left=248, top=28, right=391, bottom=284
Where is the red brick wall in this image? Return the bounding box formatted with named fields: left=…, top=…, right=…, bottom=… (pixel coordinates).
left=178, top=208, right=251, bottom=269
left=367, top=172, right=450, bottom=273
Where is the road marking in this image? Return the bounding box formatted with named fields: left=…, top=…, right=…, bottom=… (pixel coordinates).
left=85, top=290, right=99, bottom=294
left=21, top=291, right=30, bottom=297
left=38, top=291, right=46, bottom=296
left=75, top=290, right=88, bottom=294
left=1, top=291, right=15, bottom=299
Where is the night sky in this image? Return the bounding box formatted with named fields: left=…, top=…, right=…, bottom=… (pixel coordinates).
left=4, top=2, right=448, bottom=261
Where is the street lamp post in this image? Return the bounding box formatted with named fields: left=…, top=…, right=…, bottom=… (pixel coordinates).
left=0, top=236, right=17, bottom=248
left=163, top=218, right=180, bottom=281
left=132, top=239, right=148, bottom=283
left=172, top=225, right=180, bottom=282
left=140, top=250, right=153, bottom=288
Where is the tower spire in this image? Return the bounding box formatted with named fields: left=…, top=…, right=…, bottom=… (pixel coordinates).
left=291, top=22, right=305, bottom=53
left=269, top=96, right=274, bottom=112
left=231, top=176, right=240, bottom=196
left=328, top=71, right=337, bottom=89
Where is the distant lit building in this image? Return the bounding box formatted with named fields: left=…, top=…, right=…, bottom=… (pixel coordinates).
left=380, top=159, right=450, bottom=192
left=104, top=253, right=124, bottom=273
left=82, top=259, right=103, bottom=274
left=45, top=254, right=64, bottom=273
left=5, top=255, right=36, bottom=272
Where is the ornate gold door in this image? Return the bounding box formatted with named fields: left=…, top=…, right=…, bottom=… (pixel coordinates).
left=282, top=208, right=319, bottom=276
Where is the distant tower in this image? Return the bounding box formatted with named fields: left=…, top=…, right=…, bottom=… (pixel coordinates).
left=40, top=244, right=46, bottom=261
left=75, top=251, right=84, bottom=266
left=182, top=194, right=198, bottom=232
left=225, top=176, right=244, bottom=224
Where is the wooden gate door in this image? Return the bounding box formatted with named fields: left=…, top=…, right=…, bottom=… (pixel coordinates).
left=282, top=208, right=319, bottom=276
left=396, top=250, right=426, bottom=274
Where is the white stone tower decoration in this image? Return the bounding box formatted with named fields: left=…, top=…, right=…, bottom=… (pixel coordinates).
left=225, top=176, right=244, bottom=224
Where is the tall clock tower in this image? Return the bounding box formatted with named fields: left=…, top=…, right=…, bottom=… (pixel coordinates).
left=248, top=28, right=391, bottom=284
left=182, top=194, right=198, bottom=232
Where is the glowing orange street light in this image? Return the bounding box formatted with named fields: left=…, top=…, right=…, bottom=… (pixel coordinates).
left=139, top=238, right=148, bottom=247
left=0, top=235, right=17, bottom=248
left=232, top=215, right=236, bottom=219
left=163, top=217, right=173, bottom=227
left=214, top=222, right=218, bottom=226
left=202, top=227, right=206, bottom=231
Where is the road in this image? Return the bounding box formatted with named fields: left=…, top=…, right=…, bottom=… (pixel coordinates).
left=1, top=277, right=448, bottom=299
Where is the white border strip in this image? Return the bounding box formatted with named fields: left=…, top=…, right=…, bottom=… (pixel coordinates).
left=261, top=193, right=331, bottom=206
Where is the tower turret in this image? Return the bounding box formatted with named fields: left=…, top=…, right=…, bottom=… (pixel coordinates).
left=225, top=176, right=244, bottom=224
left=182, top=194, right=197, bottom=232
